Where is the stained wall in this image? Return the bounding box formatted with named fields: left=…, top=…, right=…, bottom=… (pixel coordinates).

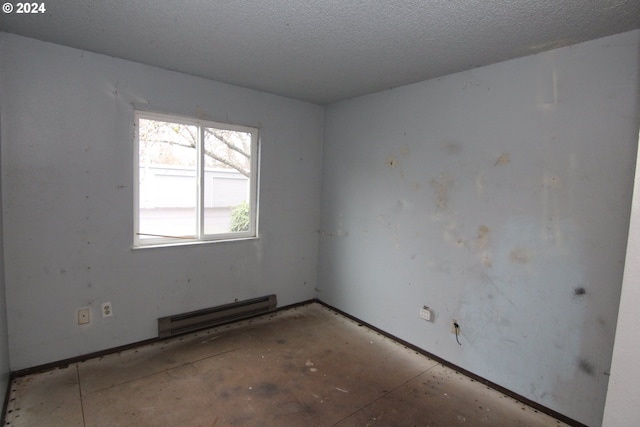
left=0, top=33, right=324, bottom=370
left=318, top=30, right=640, bottom=426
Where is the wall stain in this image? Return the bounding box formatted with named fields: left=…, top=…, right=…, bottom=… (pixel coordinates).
left=321, top=229, right=348, bottom=238
left=494, top=153, right=510, bottom=166
left=573, top=287, right=586, bottom=296
left=509, top=248, right=532, bottom=264
left=543, top=176, right=560, bottom=188
left=387, top=155, right=397, bottom=168
left=578, top=358, right=595, bottom=376
left=476, top=225, right=490, bottom=249
left=194, top=106, right=207, bottom=119
left=481, top=252, right=492, bottom=267
left=430, top=173, right=453, bottom=208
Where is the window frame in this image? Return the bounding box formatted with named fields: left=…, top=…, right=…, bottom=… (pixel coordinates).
left=133, top=110, right=260, bottom=248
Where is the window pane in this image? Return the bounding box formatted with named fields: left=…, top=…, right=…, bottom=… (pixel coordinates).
left=138, top=119, right=198, bottom=240
left=203, top=127, right=252, bottom=234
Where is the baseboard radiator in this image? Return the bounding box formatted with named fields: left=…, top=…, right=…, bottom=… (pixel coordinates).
left=158, top=294, right=277, bottom=338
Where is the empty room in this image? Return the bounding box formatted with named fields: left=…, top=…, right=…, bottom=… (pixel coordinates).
left=1, top=1, right=639, bottom=426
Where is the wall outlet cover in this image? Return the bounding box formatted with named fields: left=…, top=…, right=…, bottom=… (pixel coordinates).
left=419, top=306, right=432, bottom=321
left=102, top=302, right=113, bottom=317
left=78, top=308, right=90, bottom=325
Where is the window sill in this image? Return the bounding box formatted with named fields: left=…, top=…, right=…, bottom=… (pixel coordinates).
left=131, top=235, right=259, bottom=250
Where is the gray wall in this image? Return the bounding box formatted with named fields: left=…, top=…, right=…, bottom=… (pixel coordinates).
left=318, top=30, right=640, bottom=426
left=0, top=33, right=324, bottom=370
left=0, top=81, right=11, bottom=408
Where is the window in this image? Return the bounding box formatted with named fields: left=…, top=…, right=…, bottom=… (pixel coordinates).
left=134, top=111, right=259, bottom=247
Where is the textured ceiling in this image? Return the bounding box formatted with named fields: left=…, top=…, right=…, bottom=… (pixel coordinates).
left=1, top=0, right=639, bottom=104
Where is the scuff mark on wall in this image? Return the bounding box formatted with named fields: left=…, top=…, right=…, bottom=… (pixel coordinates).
left=481, top=273, right=516, bottom=307
left=320, top=229, right=348, bottom=238
left=386, top=155, right=397, bottom=168
left=573, top=287, right=586, bottom=296
left=578, top=358, right=595, bottom=376
left=494, top=153, right=510, bottom=166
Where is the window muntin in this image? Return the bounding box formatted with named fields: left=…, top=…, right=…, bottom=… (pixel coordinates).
left=134, top=111, right=258, bottom=247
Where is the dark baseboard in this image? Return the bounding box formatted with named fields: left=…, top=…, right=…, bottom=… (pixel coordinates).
left=10, top=337, right=160, bottom=379
left=1, top=373, right=11, bottom=427
left=314, top=299, right=587, bottom=427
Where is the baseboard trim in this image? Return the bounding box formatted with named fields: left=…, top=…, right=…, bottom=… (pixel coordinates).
left=315, top=299, right=587, bottom=427
left=1, top=374, right=11, bottom=427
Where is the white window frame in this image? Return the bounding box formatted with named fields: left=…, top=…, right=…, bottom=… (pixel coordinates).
left=133, top=110, right=259, bottom=248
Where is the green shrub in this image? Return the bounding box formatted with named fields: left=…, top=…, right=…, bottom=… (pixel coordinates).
left=230, top=201, right=250, bottom=232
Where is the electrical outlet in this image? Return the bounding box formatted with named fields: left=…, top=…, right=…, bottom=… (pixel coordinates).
left=451, top=319, right=459, bottom=334
left=419, top=306, right=432, bottom=321
left=78, top=308, right=90, bottom=325
left=102, top=302, right=113, bottom=317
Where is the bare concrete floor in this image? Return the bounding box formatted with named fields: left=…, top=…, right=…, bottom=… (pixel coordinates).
left=4, top=303, right=567, bottom=426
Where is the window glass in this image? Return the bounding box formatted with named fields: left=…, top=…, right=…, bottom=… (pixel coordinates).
left=135, top=112, right=258, bottom=247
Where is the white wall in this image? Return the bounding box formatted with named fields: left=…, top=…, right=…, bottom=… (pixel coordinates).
left=0, top=33, right=324, bottom=370
left=602, top=133, right=640, bottom=426
left=318, top=30, right=640, bottom=426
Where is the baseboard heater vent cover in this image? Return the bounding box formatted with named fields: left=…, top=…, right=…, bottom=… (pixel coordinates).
left=158, top=294, right=277, bottom=338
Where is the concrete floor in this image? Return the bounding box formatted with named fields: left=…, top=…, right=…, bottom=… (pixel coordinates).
left=4, top=303, right=567, bottom=426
